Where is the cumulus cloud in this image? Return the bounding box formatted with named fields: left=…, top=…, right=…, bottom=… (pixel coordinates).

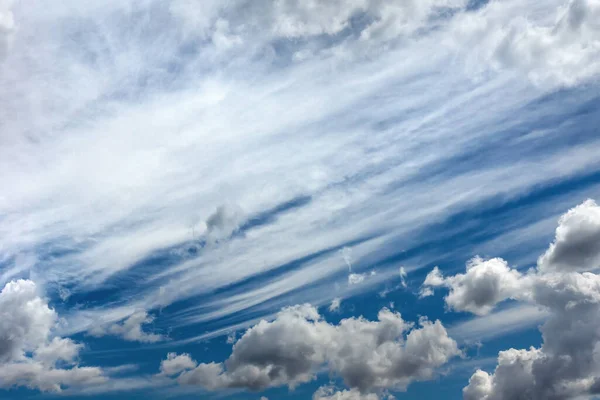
left=0, top=279, right=105, bottom=392
left=0, top=0, right=15, bottom=60
left=160, top=353, right=197, bottom=376
left=450, top=0, right=600, bottom=88
left=168, top=304, right=459, bottom=393
left=399, top=267, right=407, bottom=288
left=538, top=199, right=600, bottom=272
left=421, top=199, right=600, bottom=399
left=421, top=258, right=525, bottom=315
left=313, top=385, right=380, bottom=400
left=89, top=310, right=163, bottom=343
left=348, top=271, right=376, bottom=285
left=464, top=271, right=600, bottom=399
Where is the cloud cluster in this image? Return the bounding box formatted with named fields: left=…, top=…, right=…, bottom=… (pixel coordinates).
left=0, top=279, right=105, bottom=392
left=165, top=304, right=460, bottom=394
left=421, top=199, right=600, bottom=399
left=450, top=0, right=600, bottom=88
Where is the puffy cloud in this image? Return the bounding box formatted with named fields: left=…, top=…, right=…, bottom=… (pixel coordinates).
left=89, top=310, right=163, bottom=343
left=449, top=0, right=600, bottom=88
left=460, top=268, right=600, bottom=399
left=399, top=267, right=407, bottom=288
left=419, top=199, right=600, bottom=399
left=313, top=385, right=380, bottom=400
left=160, top=353, right=197, bottom=376
left=0, top=279, right=105, bottom=392
left=538, top=199, right=600, bottom=273
left=421, top=258, right=525, bottom=315
left=0, top=279, right=56, bottom=362
left=169, top=304, right=460, bottom=393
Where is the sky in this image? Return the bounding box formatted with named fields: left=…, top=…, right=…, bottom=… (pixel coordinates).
left=1, top=0, right=600, bottom=399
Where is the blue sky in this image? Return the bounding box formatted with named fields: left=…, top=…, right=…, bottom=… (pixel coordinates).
left=1, top=0, right=600, bottom=399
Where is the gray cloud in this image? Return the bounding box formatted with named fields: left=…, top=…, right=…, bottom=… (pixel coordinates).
left=313, top=385, right=380, bottom=400
left=420, top=257, right=525, bottom=315
left=169, top=304, right=460, bottom=393
left=538, top=199, right=600, bottom=273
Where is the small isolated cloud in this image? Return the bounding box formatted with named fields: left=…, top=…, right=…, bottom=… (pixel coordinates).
left=399, top=267, right=407, bottom=288
left=167, top=304, right=459, bottom=393
left=348, top=273, right=365, bottom=285
left=89, top=310, right=163, bottom=343
left=226, top=331, right=237, bottom=344
left=348, top=271, right=376, bottom=285
left=420, top=258, right=524, bottom=315
left=205, top=204, right=245, bottom=241
left=329, top=297, right=341, bottom=312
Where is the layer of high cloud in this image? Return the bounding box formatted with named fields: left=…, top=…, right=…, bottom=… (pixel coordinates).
left=163, top=305, right=460, bottom=394
left=421, top=199, right=600, bottom=399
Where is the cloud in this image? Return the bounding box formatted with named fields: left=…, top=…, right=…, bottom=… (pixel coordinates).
left=420, top=257, right=525, bottom=315
left=0, top=279, right=105, bottom=392
left=169, top=304, right=460, bottom=393
left=421, top=199, right=600, bottom=399
left=313, top=385, right=380, bottom=400
left=399, top=267, right=407, bottom=288
left=0, top=0, right=15, bottom=60
left=89, top=310, right=163, bottom=343
left=448, top=0, right=600, bottom=88
left=159, top=353, right=197, bottom=376
left=538, top=199, right=600, bottom=272
left=329, top=297, right=341, bottom=312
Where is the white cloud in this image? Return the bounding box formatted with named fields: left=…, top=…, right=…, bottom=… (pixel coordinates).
left=89, top=310, right=163, bottom=343
left=170, top=304, right=460, bottom=392
left=329, top=297, right=341, bottom=312
left=448, top=0, right=600, bottom=88
left=2, top=1, right=600, bottom=389
left=421, top=199, right=600, bottom=399
left=159, top=353, right=197, bottom=376
left=313, top=385, right=379, bottom=400
left=0, top=279, right=105, bottom=392
left=420, top=258, right=526, bottom=315
left=399, top=267, right=407, bottom=288
left=538, top=199, right=600, bottom=272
